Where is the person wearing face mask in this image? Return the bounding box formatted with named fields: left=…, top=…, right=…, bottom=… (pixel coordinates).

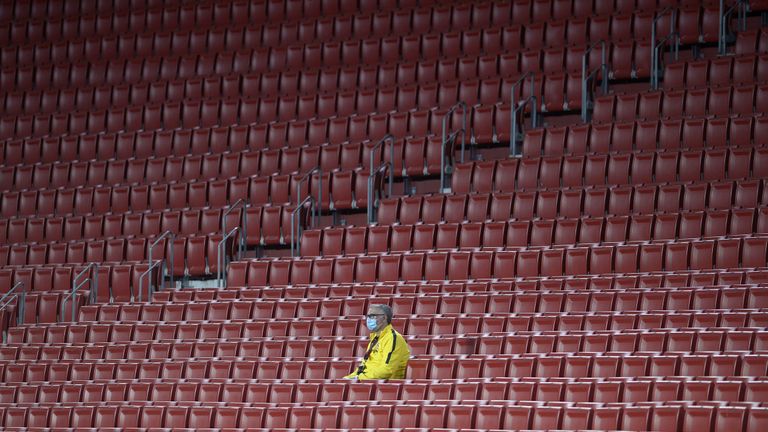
left=344, top=304, right=411, bottom=380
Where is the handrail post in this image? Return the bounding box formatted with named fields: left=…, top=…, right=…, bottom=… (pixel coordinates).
left=441, top=102, right=467, bottom=192
left=142, top=230, right=176, bottom=302
left=720, top=0, right=747, bottom=54
left=219, top=199, right=248, bottom=286
left=291, top=196, right=315, bottom=256
left=0, top=282, right=26, bottom=328
left=367, top=162, right=391, bottom=224
left=61, top=263, right=98, bottom=321
left=217, top=227, right=240, bottom=286
left=510, top=72, right=537, bottom=156
left=17, top=282, right=25, bottom=326
left=293, top=168, right=322, bottom=255
left=581, top=40, right=608, bottom=122
left=296, top=167, right=322, bottom=218
left=367, top=135, right=394, bottom=224
left=719, top=0, right=725, bottom=54
left=290, top=205, right=295, bottom=257
left=651, top=7, right=678, bottom=89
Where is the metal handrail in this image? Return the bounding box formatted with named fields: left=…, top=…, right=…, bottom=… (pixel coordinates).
left=651, top=7, right=678, bottom=89
left=218, top=199, right=248, bottom=284
left=719, top=0, right=747, bottom=54
left=137, top=260, right=163, bottom=303
left=0, top=282, right=26, bottom=328
left=217, top=226, right=240, bottom=287
left=510, top=72, right=538, bottom=156
left=367, top=161, right=391, bottom=224
left=581, top=40, right=609, bottom=122
left=296, top=167, right=322, bottom=218
left=653, top=32, right=680, bottom=89
left=222, top=199, right=248, bottom=241
left=440, top=101, right=467, bottom=192
left=73, top=262, right=99, bottom=303
left=61, top=263, right=98, bottom=321
left=291, top=195, right=315, bottom=256
left=139, top=230, right=176, bottom=302
left=367, top=135, right=395, bottom=224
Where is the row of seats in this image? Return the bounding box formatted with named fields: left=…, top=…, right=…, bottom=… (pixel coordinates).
left=123, top=286, right=768, bottom=317
left=1, top=207, right=240, bottom=245
left=0, top=0, right=332, bottom=27
left=0, top=115, right=440, bottom=187
left=0, top=400, right=761, bottom=431
left=230, top=239, right=768, bottom=283
left=32, top=148, right=716, bottom=210
left=523, top=116, right=766, bottom=157
left=0, top=61, right=584, bottom=128
left=3, top=190, right=762, bottom=245
left=456, top=149, right=768, bottom=192
left=1, top=2, right=507, bottom=55
left=0, top=0, right=587, bottom=49
left=0, top=0, right=682, bottom=28
left=0, top=35, right=563, bottom=99
left=302, top=216, right=767, bottom=258
left=65, top=309, right=768, bottom=340
left=194, top=272, right=768, bottom=296
left=0, top=351, right=766, bottom=380
left=3, top=90, right=768, bottom=180
left=2, top=237, right=159, bottom=265
left=0, top=20, right=658, bottom=102
left=0, top=36, right=666, bottom=128
left=225, top=268, right=768, bottom=291
left=0, top=175, right=334, bottom=225
left=0, top=61, right=577, bottom=123
left=0, top=124, right=258, bottom=167
left=0, top=231, right=227, bottom=273
left=1, top=12, right=674, bottom=106
left=6, top=96, right=768, bottom=175
left=15, top=251, right=767, bottom=300
left=313, top=210, right=767, bottom=254
left=27, top=284, right=768, bottom=319
left=0, top=264, right=156, bottom=304
left=7, top=326, right=767, bottom=357
left=281, top=230, right=768, bottom=272
left=74, top=286, right=768, bottom=322
left=663, top=53, right=768, bottom=91
left=0, top=90, right=463, bottom=143
left=0, top=67, right=508, bottom=118
left=3, top=138, right=765, bottom=208
left=375, top=186, right=765, bottom=227
left=5, top=183, right=335, bottom=248
left=0, top=13, right=671, bottom=80
left=0, top=233, right=222, bottom=280
left=0, top=0, right=687, bottom=51
left=591, top=85, right=768, bottom=125
left=401, top=351, right=768, bottom=379
left=0, top=3, right=702, bottom=74
left=3, top=377, right=767, bottom=406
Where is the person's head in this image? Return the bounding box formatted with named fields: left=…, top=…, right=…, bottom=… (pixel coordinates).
left=365, top=304, right=392, bottom=332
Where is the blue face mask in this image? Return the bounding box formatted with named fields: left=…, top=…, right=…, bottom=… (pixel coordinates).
left=366, top=317, right=379, bottom=331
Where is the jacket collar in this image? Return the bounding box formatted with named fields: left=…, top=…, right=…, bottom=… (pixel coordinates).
left=371, top=323, right=392, bottom=337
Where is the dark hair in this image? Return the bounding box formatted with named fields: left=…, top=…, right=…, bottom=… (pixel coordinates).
left=372, top=304, right=393, bottom=323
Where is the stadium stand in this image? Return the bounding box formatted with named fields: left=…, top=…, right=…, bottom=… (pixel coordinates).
left=0, top=0, right=768, bottom=430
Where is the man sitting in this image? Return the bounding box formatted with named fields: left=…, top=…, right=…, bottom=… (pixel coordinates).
left=345, top=304, right=411, bottom=380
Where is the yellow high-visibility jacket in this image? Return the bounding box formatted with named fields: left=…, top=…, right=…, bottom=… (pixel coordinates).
left=345, top=324, right=411, bottom=380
